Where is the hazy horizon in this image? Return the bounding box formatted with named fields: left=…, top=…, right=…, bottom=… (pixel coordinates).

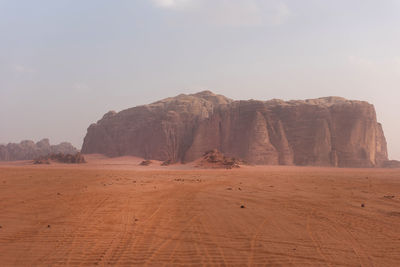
left=1, top=0, right=400, bottom=159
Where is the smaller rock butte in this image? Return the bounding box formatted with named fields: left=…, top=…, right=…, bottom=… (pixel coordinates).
left=82, top=91, right=390, bottom=168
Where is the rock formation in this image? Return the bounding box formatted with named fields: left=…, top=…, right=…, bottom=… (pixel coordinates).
left=197, top=149, right=241, bottom=169
left=0, top=139, right=78, bottom=161
left=82, top=91, right=389, bottom=167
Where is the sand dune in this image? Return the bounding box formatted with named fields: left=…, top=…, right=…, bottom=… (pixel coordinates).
left=0, top=159, right=399, bottom=266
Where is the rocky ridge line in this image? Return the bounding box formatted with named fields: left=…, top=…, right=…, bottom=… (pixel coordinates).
left=0, top=139, right=78, bottom=161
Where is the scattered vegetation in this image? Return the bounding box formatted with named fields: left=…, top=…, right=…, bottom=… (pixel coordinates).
left=384, top=195, right=395, bottom=199
left=34, top=153, right=86, bottom=164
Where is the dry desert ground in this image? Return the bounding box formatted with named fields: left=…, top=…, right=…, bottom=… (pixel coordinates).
left=0, top=155, right=400, bottom=266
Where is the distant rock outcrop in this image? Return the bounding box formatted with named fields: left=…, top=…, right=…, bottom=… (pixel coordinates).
left=0, top=139, right=78, bottom=161
left=381, top=160, right=400, bottom=168
left=82, top=91, right=389, bottom=167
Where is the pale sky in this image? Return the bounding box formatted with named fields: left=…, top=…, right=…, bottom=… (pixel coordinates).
left=1, top=0, right=399, bottom=159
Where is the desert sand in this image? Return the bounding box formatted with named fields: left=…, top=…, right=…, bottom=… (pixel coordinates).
left=0, top=155, right=400, bottom=266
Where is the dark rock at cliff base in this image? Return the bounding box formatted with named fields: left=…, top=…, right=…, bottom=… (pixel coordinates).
left=33, top=158, right=50, bottom=165
left=82, top=91, right=389, bottom=167
left=198, top=149, right=241, bottom=169
left=139, top=160, right=152, bottom=166
left=0, top=139, right=78, bottom=161
left=161, top=159, right=173, bottom=166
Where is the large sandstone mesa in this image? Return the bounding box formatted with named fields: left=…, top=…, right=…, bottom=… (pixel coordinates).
left=82, top=91, right=389, bottom=167
left=0, top=139, right=78, bottom=161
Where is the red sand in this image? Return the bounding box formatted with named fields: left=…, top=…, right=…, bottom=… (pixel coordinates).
left=0, top=155, right=399, bottom=266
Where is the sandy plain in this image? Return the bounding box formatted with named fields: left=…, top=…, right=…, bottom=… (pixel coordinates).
left=0, top=155, right=400, bottom=266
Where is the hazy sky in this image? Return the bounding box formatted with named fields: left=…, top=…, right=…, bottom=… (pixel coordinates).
left=1, top=0, right=400, bottom=159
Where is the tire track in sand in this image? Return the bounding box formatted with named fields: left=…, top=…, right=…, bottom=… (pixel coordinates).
left=306, top=209, right=333, bottom=267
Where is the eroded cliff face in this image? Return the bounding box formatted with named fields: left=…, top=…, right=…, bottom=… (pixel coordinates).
left=82, top=91, right=388, bottom=167
left=82, top=91, right=232, bottom=162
